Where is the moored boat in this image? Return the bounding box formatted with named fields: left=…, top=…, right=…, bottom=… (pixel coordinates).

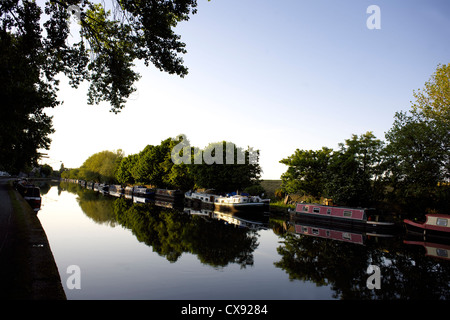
left=293, top=203, right=395, bottom=230
left=404, top=214, right=450, bottom=239
left=185, top=190, right=218, bottom=209
left=133, top=186, right=155, bottom=197
left=22, top=185, right=41, bottom=212
left=98, top=184, right=109, bottom=194
left=214, top=194, right=269, bottom=212
left=109, top=185, right=124, bottom=197
left=15, top=180, right=41, bottom=212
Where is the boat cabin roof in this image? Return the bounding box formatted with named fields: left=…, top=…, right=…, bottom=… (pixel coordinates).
left=426, top=214, right=450, bottom=219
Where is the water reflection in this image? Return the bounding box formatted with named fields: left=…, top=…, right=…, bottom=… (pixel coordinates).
left=57, top=181, right=266, bottom=268
left=47, top=181, right=450, bottom=299
left=278, top=217, right=450, bottom=299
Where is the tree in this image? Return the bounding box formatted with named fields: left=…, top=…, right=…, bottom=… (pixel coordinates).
left=40, top=164, right=54, bottom=177
left=326, top=132, right=385, bottom=206
left=116, top=154, right=139, bottom=185
left=0, top=2, right=56, bottom=173
left=116, top=136, right=261, bottom=191
left=384, top=64, right=450, bottom=213
left=189, top=141, right=262, bottom=193
left=126, top=137, right=194, bottom=189
left=279, top=147, right=333, bottom=197
left=78, top=149, right=124, bottom=183
left=411, top=63, right=450, bottom=125
left=384, top=112, right=448, bottom=211
left=0, top=0, right=202, bottom=173
left=279, top=132, right=385, bottom=207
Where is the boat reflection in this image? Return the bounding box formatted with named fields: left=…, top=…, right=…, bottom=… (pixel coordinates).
left=184, top=207, right=269, bottom=231
left=404, top=233, right=450, bottom=261
left=284, top=214, right=395, bottom=246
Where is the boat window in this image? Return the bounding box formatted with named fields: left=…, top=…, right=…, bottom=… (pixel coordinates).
left=436, top=249, right=448, bottom=258
left=302, top=227, right=308, bottom=233
left=312, top=228, right=319, bottom=235
left=313, top=207, right=320, bottom=213
left=436, top=218, right=448, bottom=227
left=343, top=210, right=352, bottom=217
left=342, top=233, right=351, bottom=240
left=326, top=231, right=330, bottom=237
left=303, top=206, right=309, bottom=212
left=327, top=209, right=331, bottom=215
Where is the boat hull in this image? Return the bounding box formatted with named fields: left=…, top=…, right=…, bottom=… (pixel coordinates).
left=293, top=203, right=396, bottom=231
left=404, top=219, right=450, bottom=240
left=214, top=202, right=265, bottom=213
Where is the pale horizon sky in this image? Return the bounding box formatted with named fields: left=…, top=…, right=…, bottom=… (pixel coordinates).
left=43, top=0, right=450, bottom=179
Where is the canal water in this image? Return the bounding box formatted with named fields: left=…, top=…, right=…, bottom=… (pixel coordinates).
left=36, top=182, right=450, bottom=300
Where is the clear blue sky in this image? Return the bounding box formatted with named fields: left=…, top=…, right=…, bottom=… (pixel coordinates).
left=44, top=0, right=450, bottom=179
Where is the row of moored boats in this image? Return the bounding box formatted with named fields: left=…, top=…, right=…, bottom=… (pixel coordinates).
left=63, top=179, right=271, bottom=212
left=52, top=179, right=450, bottom=240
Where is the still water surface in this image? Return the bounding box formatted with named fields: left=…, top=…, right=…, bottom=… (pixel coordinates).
left=37, top=183, right=450, bottom=300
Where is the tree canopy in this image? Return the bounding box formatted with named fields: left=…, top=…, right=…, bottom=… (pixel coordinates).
left=0, top=0, right=201, bottom=173
left=280, top=63, right=450, bottom=215
left=63, top=135, right=262, bottom=193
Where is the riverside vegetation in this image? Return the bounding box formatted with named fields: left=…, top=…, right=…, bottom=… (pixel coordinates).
left=61, top=64, right=449, bottom=219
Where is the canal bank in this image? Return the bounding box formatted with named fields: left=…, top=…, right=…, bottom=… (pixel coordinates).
left=0, top=178, right=66, bottom=300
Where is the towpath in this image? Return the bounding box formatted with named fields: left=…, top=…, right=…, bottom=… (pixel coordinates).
left=0, top=178, right=66, bottom=299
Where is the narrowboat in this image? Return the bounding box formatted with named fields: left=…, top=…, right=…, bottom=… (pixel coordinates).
left=133, top=186, right=155, bottom=197
left=124, top=186, right=134, bottom=194
left=185, top=190, right=218, bottom=209
left=23, top=185, right=42, bottom=212
left=109, top=185, right=124, bottom=193
left=109, top=185, right=124, bottom=197
left=293, top=203, right=395, bottom=230
left=16, top=181, right=41, bottom=212
left=214, top=194, right=269, bottom=212
left=185, top=191, right=218, bottom=204
left=98, top=184, right=109, bottom=194
left=404, top=214, right=450, bottom=239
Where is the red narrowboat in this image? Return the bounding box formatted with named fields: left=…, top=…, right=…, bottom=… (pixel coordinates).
left=404, top=214, right=450, bottom=238
left=294, top=203, right=395, bottom=230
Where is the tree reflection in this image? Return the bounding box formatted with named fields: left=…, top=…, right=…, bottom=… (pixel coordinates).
left=275, top=228, right=450, bottom=299
left=59, top=183, right=260, bottom=268
left=59, top=181, right=117, bottom=226
left=113, top=198, right=260, bottom=268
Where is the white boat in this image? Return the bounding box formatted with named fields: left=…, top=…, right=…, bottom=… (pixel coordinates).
left=214, top=194, right=269, bottom=212
left=185, top=191, right=218, bottom=204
